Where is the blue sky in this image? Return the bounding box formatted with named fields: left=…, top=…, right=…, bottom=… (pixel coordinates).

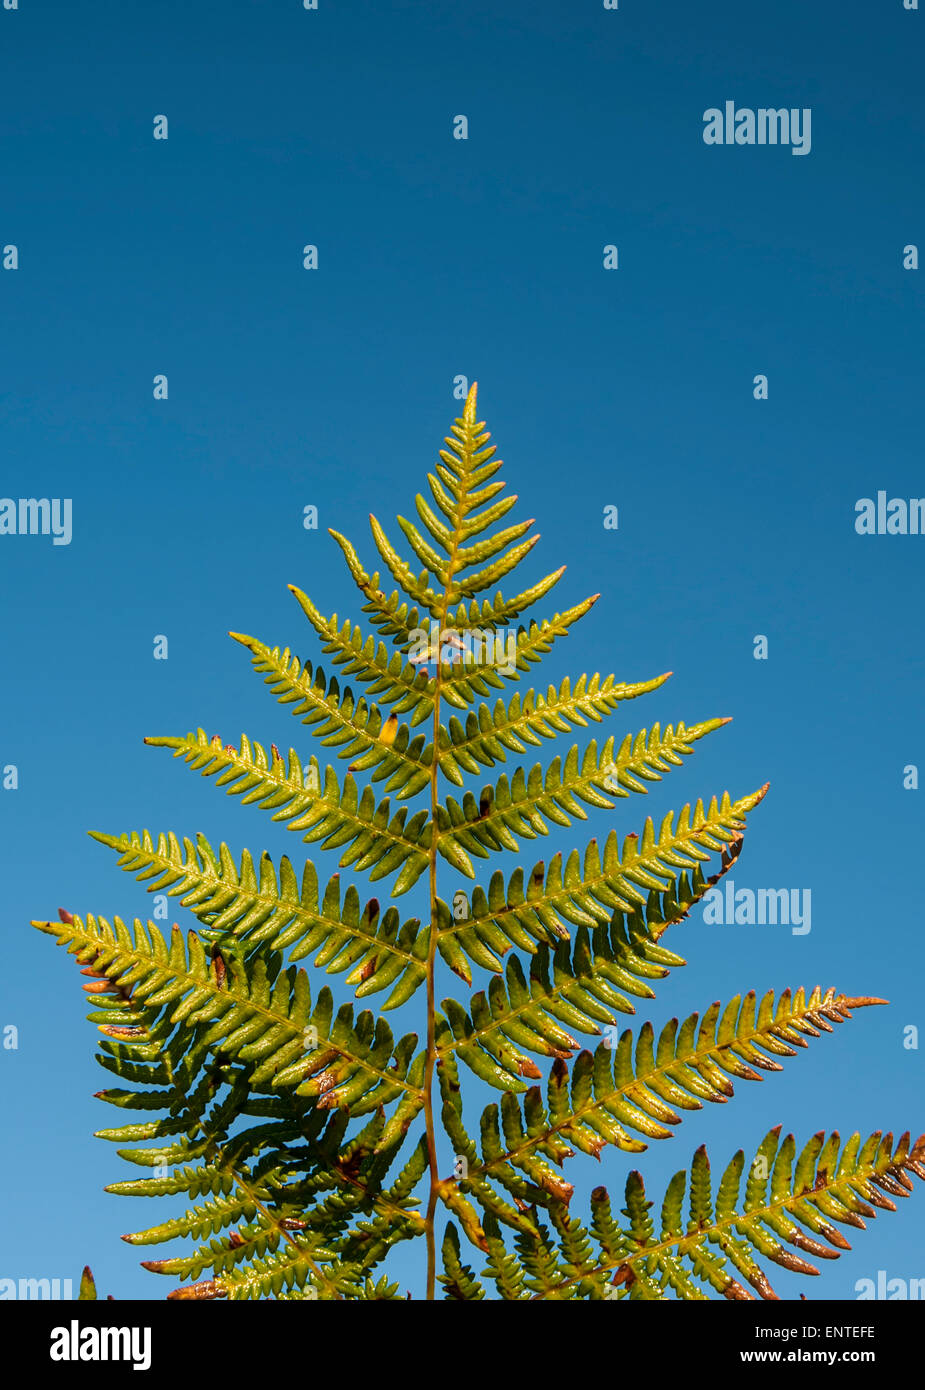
left=1, top=0, right=923, bottom=1301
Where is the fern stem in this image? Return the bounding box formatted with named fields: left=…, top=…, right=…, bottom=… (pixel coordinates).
left=422, top=405, right=471, bottom=1299
left=422, top=691, right=442, bottom=1300
left=423, top=584, right=458, bottom=1299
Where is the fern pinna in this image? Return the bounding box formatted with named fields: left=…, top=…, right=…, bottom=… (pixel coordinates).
left=34, top=384, right=924, bottom=1301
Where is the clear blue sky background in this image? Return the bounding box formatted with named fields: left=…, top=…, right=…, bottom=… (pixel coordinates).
left=1, top=0, right=923, bottom=1301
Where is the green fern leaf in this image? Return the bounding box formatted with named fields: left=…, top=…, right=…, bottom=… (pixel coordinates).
left=32, top=381, right=924, bottom=1301
left=90, top=830, right=429, bottom=1008
left=143, top=732, right=431, bottom=895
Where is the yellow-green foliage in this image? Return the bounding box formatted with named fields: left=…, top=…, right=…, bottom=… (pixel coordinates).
left=34, top=385, right=925, bottom=1300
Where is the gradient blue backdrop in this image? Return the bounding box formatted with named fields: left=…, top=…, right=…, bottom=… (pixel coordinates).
left=1, top=0, right=922, bottom=1301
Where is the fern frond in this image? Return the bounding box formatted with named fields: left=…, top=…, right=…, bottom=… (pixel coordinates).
left=288, top=587, right=436, bottom=723
left=435, top=724, right=732, bottom=871
left=325, top=521, right=553, bottom=681
left=330, top=392, right=558, bottom=640
left=229, top=634, right=432, bottom=796
left=89, top=830, right=429, bottom=1008
left=47, top=929, right=430, bottom=1299
left=436, top=927, right=691, bottom=1089
left=32, top=910, right=425, bottom=1112
left=433, top=508, right=537, bottom=574
left=552, top=1128, right=925, bottom=1301
left=34, top=381, right=923, bottom=1301
left=452, top=567, right=567, bottom=626
left=349, top=595, right=572, bottom=703
left=434, top=790, right=760, bottom=982
left=415, top=597, right=602, bottom=698
left=439, top=788, right=766, bottom=959
left=171, top=1237, right=357, bottom=1301
left=143, top=731, right=431, bottom=896
left=450, top=533, right=541, bottom=600
left=456, top=987, right=881, bottom=1161
left=432, top=838, right=739, bottom=988
left=434, top=672, right=673, bottom=782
